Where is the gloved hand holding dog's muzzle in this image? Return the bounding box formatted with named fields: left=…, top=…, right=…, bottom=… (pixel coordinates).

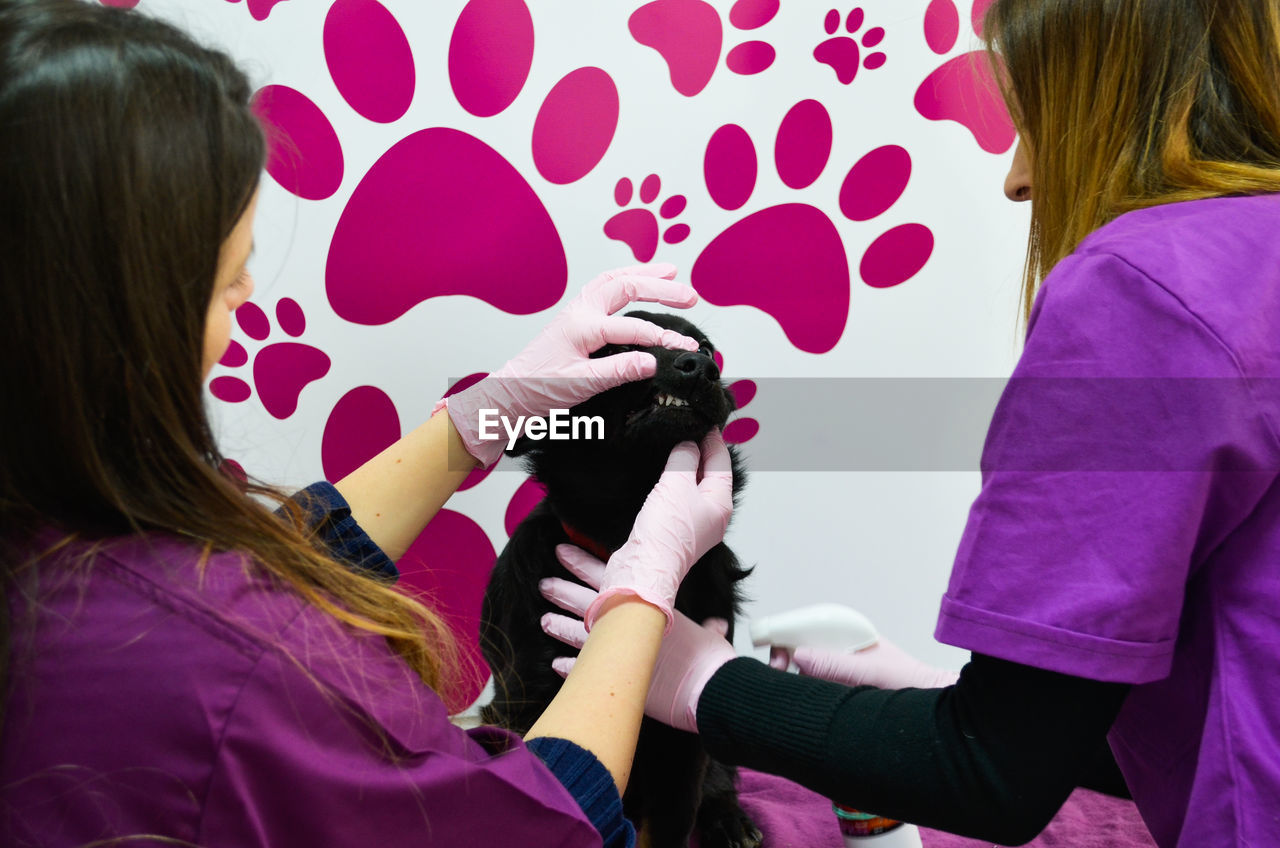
left=584, top=429, right=733, bottom=633
left=539, top=545, right=738, bottom=734
left=434, top=263, right=700, bottom=468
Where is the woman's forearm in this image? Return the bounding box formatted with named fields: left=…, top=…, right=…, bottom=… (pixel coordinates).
left=525, top=597, right=667, bottom=794
left=333, top=409, right=478, bottom=561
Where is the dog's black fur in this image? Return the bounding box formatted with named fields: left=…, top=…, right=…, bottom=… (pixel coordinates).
left=480, top=311, right=760, bottom=848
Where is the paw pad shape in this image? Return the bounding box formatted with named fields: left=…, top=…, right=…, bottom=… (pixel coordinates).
left=604, top=175, right=691, bottom=262
left=101, top=0, right=291, bottom=21
left=916, top=0, right=1014, bottom=153
left=693, top=100, right=934, bottom=354
left=210, top=299, right=331, bottom=420
left=251, top=0, right=622, bottom=326
left=814, top=7, right=886, bottom=85
left=629, top=0, right=779, bottom=97
left=716, top=351, right=760, bottom=446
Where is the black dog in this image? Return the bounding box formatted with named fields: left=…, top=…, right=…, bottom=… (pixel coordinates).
left=480, top=311, right=761, bottom=848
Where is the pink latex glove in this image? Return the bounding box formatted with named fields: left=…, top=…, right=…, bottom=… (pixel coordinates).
left=771, top=637, right=959, bottom=689
left=539, top=545, right=737, bottom=733
left=435, top=263, right=699, bottom=467
left=586, top=429, right=733, bottom=633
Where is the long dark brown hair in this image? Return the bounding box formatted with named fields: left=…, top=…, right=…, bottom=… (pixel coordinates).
left=984, top=0, right=1280, bottom=321
left=0, top=0, right=459, bottom=715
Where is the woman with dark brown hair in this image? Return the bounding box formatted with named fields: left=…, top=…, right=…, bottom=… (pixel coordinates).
left=0, top=1, right=734, bottom=845
left=542, top=1, right=1280, bottom=845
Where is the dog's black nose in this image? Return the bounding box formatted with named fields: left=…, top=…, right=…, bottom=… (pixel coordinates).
left=673, top=351, right=720, bottom=382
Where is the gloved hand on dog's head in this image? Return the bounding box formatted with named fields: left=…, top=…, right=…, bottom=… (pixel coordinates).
left=435, top=263, right=701, bottom=468
left=539, top=545, right=738, bottom=734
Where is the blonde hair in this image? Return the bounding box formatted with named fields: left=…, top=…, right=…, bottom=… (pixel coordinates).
left=984, top=0, right=1280, bottom=321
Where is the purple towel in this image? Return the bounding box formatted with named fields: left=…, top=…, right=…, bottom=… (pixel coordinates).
left=919, top=788, right=1157, bottom=848
left=689, top=768, right=846, bottom=848
left=690, top=775, right=1154, bottom=848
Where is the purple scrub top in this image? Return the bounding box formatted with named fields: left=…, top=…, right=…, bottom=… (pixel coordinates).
left=1, top=531, right=602, bottom=847
left=936, top=194, right=1280, bottom=847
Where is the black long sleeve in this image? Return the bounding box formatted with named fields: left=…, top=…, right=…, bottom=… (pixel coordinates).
left=696, top=653, right=1130, bottom=846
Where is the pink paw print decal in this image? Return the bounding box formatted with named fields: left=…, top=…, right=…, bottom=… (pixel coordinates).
left=715, top=351, right=760, bottom=445
left=629, top=0, right=779, bottom=97
left=210, top=298, right=331, bottom=420
left=504, top=477, right=549, bottom=537
left=814, top=7, right=886, bottom=85
left=915, top=0, right=1014, bottom=154
left=252, top=0, right=622, bottom=326
left=321, top=384, right=497, bottom=711
left=99, top=0, right=292, bottom=20
left=604, top=175, right=691, bottom=263
left=222, top=0, right=291, bottom=21
left=693, top=100, right=934, bottom=354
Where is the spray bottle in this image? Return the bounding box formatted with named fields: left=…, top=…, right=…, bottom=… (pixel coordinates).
left=750, top=604, right=924, bottom=848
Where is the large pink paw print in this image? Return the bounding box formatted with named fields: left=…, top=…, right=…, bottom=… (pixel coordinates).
left=210, top=299, right=331, bottom=420
left=321, top=384, right=497, bottom=711
left=604, top=175, right=691, bottom=262
left=692, top=100, right=934, bottom=354
left=252, top=0, right=621, bottom=326
left=629, top=0, right=779, bottom=98
left=915, top=0, right=1014, bottom=154
left=814, top=7, right=886, bottom=85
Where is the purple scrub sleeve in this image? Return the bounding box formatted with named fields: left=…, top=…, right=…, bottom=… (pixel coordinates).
left=1, top=531, right=611, bottom=847
left=936, top=194, right=1280, bottom=847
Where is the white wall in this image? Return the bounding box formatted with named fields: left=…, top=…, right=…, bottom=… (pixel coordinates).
left=152, top=0, right=1030, bottom=710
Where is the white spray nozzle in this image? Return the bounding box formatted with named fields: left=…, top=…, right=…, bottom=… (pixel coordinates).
left=750, top=603, right=879, bottom=652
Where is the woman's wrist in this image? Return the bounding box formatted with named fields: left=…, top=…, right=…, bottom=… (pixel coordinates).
left=589, top=590, right=666, bottom=624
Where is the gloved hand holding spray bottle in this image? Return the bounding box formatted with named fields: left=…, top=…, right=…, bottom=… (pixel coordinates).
left=753, top=604, right=956, bottom=847
left=541, top=568, right=952, bottom=846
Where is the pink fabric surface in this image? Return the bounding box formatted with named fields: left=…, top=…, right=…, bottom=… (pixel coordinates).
left=919, top=788, right=1156, bottom=848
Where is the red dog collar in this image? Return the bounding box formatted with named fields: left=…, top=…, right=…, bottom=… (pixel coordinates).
left=559, top=521, right=614, bottom=563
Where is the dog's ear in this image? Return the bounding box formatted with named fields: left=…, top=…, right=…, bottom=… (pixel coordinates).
left=727, top=442, right=746, bottom=505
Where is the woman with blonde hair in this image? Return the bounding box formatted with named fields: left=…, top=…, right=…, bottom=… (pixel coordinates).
left=542, top=1, right=1280, bottom=845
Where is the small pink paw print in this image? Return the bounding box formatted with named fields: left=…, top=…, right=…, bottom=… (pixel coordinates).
left=604, top=175, right=691, bottom=263
left=916, top=0, right=1014, bottom=153
left=222, top=0, right=291, bottom=21
left=99, top=0, right=291, bottom=20
left=693, top=100, right=934, bottom=354
left=252, top=0, right=623, bottom=326
left=715, top=351, right=760, bottom=445
left=629, top=0, right=780, bottom=98
left=814, top=8, right=886, bottom=85
left=210, top=298, right=331, bottom=420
